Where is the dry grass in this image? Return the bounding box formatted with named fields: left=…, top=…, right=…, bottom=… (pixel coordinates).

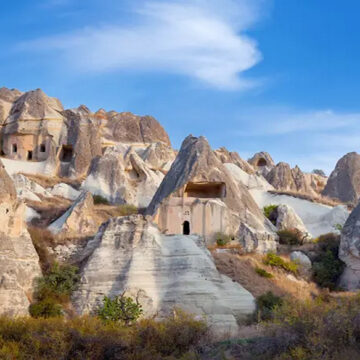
left=212, top=252, right=319, bottom=300
left=20, top=173, right=85, bottom=189
left=268, top=189, right=350, bottom=208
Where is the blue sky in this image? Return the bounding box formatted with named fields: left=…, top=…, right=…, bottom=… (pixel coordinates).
left=1, top=0, right=359, bottom=174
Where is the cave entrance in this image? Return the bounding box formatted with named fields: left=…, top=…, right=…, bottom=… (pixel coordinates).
left=27, top=151, right=33, bottom=160
left=184, top=182, right=226, bottom=199
left=61, top=145, right=73, bottom=162
left=183, top=221, right=190, bottom=235
left=257, top=158, right=267, bottom=167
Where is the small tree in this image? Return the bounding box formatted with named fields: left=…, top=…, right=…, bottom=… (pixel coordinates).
left=97, top=293, right=143, bottom=325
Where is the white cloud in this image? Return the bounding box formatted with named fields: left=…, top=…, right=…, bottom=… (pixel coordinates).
left=19, top=0, right=264, bottom=90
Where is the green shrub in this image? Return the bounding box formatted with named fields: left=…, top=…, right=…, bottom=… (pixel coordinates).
left=333, top=223, right=344, bottom=231
left=215, top=232, right=232, bottom=246
left=116, top=204, right=138, bottom=216
left=312, top=233, right=345, bottom=290
left=277, top=228, right=305, bottom=246
left=263, top=205, right=278, bottom=225
left=97, top=294, right=143, bottom=325
left=263, top=253, right=298, bottom=274
left=93, top=194, right=110, bottom=205
left=35, top=262, right=80, bottom=302
left=29, top=298, right=63, bottom=319
left=255, top=266, right=273, bottom=278
left=256, top=291, right=283, bottom=321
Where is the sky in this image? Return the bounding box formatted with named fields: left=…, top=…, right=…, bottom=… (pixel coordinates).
left=1, top=0, right=360, bottom=174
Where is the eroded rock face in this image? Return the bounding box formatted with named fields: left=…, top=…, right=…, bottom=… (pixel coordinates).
left=214, top=147, right=254, bottom=174
left=290, top=251, right=312, bottom=270
left=339, top=201, right=360, bottom=289
left=73, top=215, right=255, bottom=335
left=248, top=152, right=275, bottom=176
left=0, top=160, right=41, bottom=316
left=323, top=152, right=360, bottom=204
left=48, top=191, right=98, bottom=237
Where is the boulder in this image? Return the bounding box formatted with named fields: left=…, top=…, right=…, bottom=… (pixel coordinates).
left=12, top=173, right=53, bottom=201
left=290, top=251, right=312, bottom=269
left=48, top=191, right=99, bottom=237
left=73, top=215, right=255, bottom=335
left=276, top=204, right=311, bottom=239
left=322, top=152, right=360, bottom=204
left=49, top=183, right=81, bottom=200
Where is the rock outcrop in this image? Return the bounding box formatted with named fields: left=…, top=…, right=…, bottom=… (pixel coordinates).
left=48, top=191, right=98, bottom=237
left=214, top=147, right=254, bottom=174
left=0, top=160, right=41, bottom=315
left=73, top=215, right=255, bottom=335
left=146, top=135, right=277, bottom=252
left=248, top=152, right=275, bottom=176
left=322, top=152, right=360, bottom=204
left=290, top=251, right=312, bottom=270
left=339, top=201, right=360, bottom=289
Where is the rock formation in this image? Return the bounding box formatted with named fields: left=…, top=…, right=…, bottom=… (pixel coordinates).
left=214, top=147, right=254, bottom=174
left=48, top=191, right=98, bottom=237
left=339, top=201, right=360, bottom=289
left=322, top=152, right=360, bottom=204
left=0, top=159, right=42, bottom=315
left=248, top=152, right=275, bottom=176
left=290, top=251, right=312, bottom=270
left=73, top=215, right=255, bottom=335
left=146, top=135, right=277, bottom=252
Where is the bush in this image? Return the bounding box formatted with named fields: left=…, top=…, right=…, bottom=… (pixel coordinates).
left=93, top=194, right=110, bottom=205
left=215, top=232, right=232, bottom=246
left=263, top=253, right=298, bottom=274
left=29, top=298, right=63, bottom=319
left=256, top=291, right=283, bottom=321
left=277, top=228, right=305, bottom=246
left=312, top=233, right=345, bottom=290
left=255, top=266, right=273, bottom=278
left=0, top=312, right=208, bottom=359
left=115, top=204, right=138, bottom=216
left=263, top=205, right=278, bottom=225
left=35, top=262, right=80, bottom=302
left=97, top=294, right=143, bottom=325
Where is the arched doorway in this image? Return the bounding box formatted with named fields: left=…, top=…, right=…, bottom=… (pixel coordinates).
left=257, top=158, right=267, bottom=167
left=183, top=221, right=190, bottom=235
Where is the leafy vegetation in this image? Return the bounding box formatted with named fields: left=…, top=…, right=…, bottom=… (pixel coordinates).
left=30, top=262, right=80, bottom=318
left=263, top=204, right=278, bottom=225
left=263, top=253, right=298, bottom=274
left=0, top=311, right=208, bottom=360
left=93, top=194, right=110, bottom=205
left=277, top=228, right=306, bottom=246
left=215, top=232, right=232, bottom=246
left=97, top=294, right=143, bottom=325
left=333, top=223, right=344, bottom=231
left=256, top=291, right=283, bottom=321
left=255, top=266, right=273, bottom=278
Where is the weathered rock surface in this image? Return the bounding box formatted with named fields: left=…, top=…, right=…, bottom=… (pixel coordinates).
left=83, top=145, right=164, bottom=208
left=290, top=251, right=312, bottom=270
left=276, top=204, right=311, bottom=239
left=323, top=152, right=360, bottom=204
left=339, top=201, right=360, bottom=289
left=48, top=191, right=98, bottom=237
left=146, top=135, right=277, bottom=253
left=49, top=183, right=81, bottom=200
left=73, top=215, right=255, bottom=335
left=0, top=160, right=41, bottom=316
left=0, top=87, right=22, bottom=124
left=12, top=173, right=53, bottom=201
left=248, top=152, right=275, bottom=176
left=215, top=147, right=254, bottom=174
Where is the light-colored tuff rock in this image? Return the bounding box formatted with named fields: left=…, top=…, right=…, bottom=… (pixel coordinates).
left=49, top=183, right=81, bottom=200
left=323, top=152, right=360, bottom=204
left=48, top=191, right=98, bottom=237
left=12, top=173, right=53, bottom=201
left=248, top=152, right=275, bottom=176
left=101, top=111, right=171, bottom=146
left=83, top=145, right=164, bottom=208
left=339, top=201, right=360, bottom=289
left=276, top=204, right=311, bottom=239
left=73, top=215, right=255, bottom=335
left=214, top=147, right=255, bottom=174
left=224, top=163, right=273, bottom=191
left=146, top=135, right=277, bottom=252
left=0, top=160, right=42, bottom=316
left=0, top=87, right=22, bottom=124
left=290, top=251, right=312, bottom=269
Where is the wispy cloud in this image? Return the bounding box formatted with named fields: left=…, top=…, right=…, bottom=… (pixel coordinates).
left=18, top=0, right=265, bottom=90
